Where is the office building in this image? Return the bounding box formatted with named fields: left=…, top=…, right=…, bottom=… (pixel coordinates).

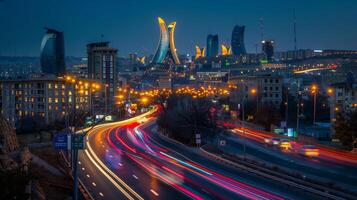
left=40, top=28, right=66, bottom=76
left=87, top=42, right=118, bottom=110
left=152, top=17, right=181, bottom=65
left=206, top=34, right=219, bottom=57
left=229, top=74, right=283, bottom=108
left=262, top=40, right=274, bottom=62
left=231, top=25, right=247, bottom=56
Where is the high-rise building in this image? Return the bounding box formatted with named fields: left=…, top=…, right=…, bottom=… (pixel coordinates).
left=221, top=44, right=232, bottom=56
left=129, top=53, right=138, bottom=63
left=195, top=45, right=205, bottom=59
left=206, top=34, right=219, bottom=57
left=40, top=28, right=66, bottom=76
left=262, top=40, right=274, bottom=62
left=231, top=25, right=247, bottom=56
left=152, top=17, right=181, bottom=65
left=87, top=42, right=117, bottom=110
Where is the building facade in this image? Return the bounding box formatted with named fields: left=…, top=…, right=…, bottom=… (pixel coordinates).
left=206, top=34, right=219, bottom=58
left=262, top=40, right=274, bottom=62
left=229, top=74, right=283, bottom=107
left=231, top=25, right=247, bottom=56
left=40, top=28, right=66, bottom=76
left=87, top=42, right=118, bottom=110
left=0, top=74, right=92, bottom=126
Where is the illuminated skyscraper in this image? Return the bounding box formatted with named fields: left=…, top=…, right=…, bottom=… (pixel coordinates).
left=262, top=40, right=274, bottom=62
left=231, top=25, right=246, bottom=56
left=195, top=45, right=205, bottom=59
left=206, top=34, right=219, bottom=57
left=87, top=42, right=118, bottom=110
left=40, top=28, right=65, bottom=76
left=221, top=44, right=232, bottom=56
left=152, top=17, right=180, bottom=65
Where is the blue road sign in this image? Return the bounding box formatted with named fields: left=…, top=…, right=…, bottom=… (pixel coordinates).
left=53, top=133, right=68, bottom=150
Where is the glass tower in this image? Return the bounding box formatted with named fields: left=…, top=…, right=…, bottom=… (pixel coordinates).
left=231, top=25, right=247, bottom=56
left=40, top=28, right=65, bottom=76
left=206, top=34, right=219, bottom=57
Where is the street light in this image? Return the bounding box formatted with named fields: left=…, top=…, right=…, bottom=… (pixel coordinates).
left=250, top=88, right=258, bottom=117
left=311, top=84, right=318, bottom=138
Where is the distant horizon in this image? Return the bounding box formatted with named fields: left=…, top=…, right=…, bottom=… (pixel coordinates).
left=1, top=0, right=357, bottom=57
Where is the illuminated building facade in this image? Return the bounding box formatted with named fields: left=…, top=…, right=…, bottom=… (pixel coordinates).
left=221, top=44, right=232, bottom=56
left=152, top=17, right=181, bottom=65
left=206, top=34, right=219, bottom=57
left=0, top=75, right=93, bottom=126
left=231, top=25, right=247, bottom=56
left=40, top=28, right=66, bottom=76
left=195, top=45, right=205, bottom=59
left=87, top=42, right=118, bottom=108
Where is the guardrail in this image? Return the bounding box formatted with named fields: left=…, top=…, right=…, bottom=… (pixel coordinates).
left=201, top=146, right=356, bottom=200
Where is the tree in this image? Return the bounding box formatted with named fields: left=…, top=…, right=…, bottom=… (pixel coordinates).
left=254, top=103, right=282, bottom=131
left=157, top=94, right=218, bottom=145
left=334, top=110, right=357, bottom=149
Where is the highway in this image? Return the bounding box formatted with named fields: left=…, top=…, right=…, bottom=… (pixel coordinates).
left=220, top=124, right=357, bottom=193
left=76, top=108, right=325, bottom=200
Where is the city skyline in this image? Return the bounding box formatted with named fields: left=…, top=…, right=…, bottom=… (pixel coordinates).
left=1, top=0, right=357, bottom=57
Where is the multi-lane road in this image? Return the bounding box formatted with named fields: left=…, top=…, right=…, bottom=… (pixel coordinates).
left=75, top=108, right=333, bottom=200
left=220, top=124, right=357, bottom=192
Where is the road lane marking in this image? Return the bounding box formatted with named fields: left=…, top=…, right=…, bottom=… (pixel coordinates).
left=118, top=163, right=123, bottom=167
left=150, top=189, right=159, bottom=196
left=85, top=145, right=143, bottom=200
left=99, top=192, right=104, bottom=197
left=81, top=167, right=85, bottom=171
left=85, top=149, right=135, bottom=200
left=132, top=174, right=138, bottom=179
left=78, top=161, right=81, bottom=165
left=86, top=174, right=90, bottom=178
left=92, top=182, right=96, bottom=186
left=82, top=110, right=158, bottom=200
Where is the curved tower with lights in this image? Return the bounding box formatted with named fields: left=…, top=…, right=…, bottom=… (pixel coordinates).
left=40, top=28, right=65, bottom=76
left=152, top=17, right=180, bottom=65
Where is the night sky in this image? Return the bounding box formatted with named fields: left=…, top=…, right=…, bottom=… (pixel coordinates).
left=1, top=0, right=357, bottom=57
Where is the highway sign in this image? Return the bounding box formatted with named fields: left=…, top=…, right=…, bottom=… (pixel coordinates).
left=53, top=133, right=68, bottom=150
left=72, top=134, right=86, bottom=149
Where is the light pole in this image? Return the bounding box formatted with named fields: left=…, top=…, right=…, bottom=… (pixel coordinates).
left=285, top=87, right=289, bottom=129
left=242, top=90, right=246, bottom=159
left=250, top=88, right=258, bottom=118
left=296, top=90, right=301, bottom=137
left=105, top=84, right=109, bottom=114
left=311, top=84, right=318, bottom=138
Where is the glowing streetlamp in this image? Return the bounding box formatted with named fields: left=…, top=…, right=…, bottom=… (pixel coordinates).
left=311, top=84, right=318, bottom=137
